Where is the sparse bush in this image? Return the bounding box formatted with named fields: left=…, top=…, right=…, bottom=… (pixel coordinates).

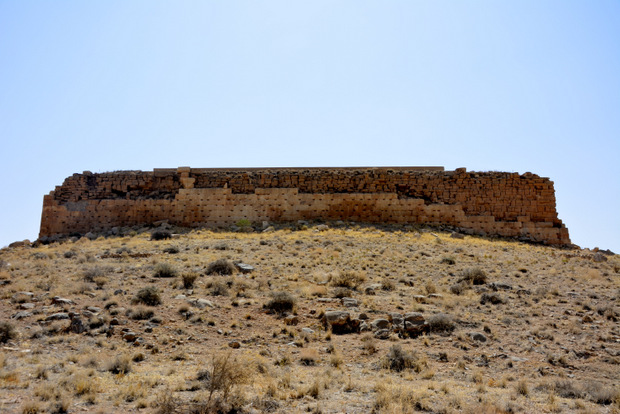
left=330, top=270, right=366, bottom=290
left=0, top=321, right=16, bottom=343
left=182, top=272, right=199, bottom=289
left=198, top=353, right=252, bottom=409
left=516, top=379, right=529, bottom=396
left=459, top=268, right=488, bottom=285
left=361, top=333, right=377, bottom=355
left=424, top=281, right=437, bottom=295
left=382, top=345, right=419, bottom=372
left=236, top=218, right=251, bottom=228
left=265, top=292, right=296, bottom=315
left=134, top=286, right=162, bottom=306
left=163, top=246, right=179, bottom=254
left=83, top=266, right=107, bottom=282
left=427, top=313, right=455, bottom=333
left=128, top=307, right=154, bottom=320
left=299, top=348, right=319, bottom=366
left=153, top=263, right=177, bottom=278
left=151, top=229, right=172, bottom=241
left=154, top=388, right=179, bottom=414
left=440, top=256, right=456, bottom=265
left=107, top=354, right=132, bottom=374
left=208, top=280, right=229, bottom=296
left=206, top=259, right=236, bottom=275
left=21, top=402, right=41, bottom=414
left=450, top=282, right=467, bottom=295
left=480, top=292, right=504, bottom=305
left=381, top=279, right=396, bottom=291
left=332, top=287, right=352, bottom=298
left=63, top=251, right=76, bottom=259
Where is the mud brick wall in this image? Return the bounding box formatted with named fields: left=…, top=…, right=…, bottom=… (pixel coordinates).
left=39, top=167, right=570, bottom=245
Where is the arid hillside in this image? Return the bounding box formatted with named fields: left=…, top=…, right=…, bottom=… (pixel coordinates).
left=0, top=223, right=618, bottom=414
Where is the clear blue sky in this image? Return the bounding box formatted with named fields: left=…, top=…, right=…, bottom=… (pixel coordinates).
left=1, top=2, right=618, bottom=252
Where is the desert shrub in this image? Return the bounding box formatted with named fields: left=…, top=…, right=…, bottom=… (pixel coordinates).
left=480, top=292, right=504, bottom=305
left=151, top=229, right=172, bottom=241
left=515, top=379, right=529, bottom=396
left=196, top=353, right=252, bottom=410
left=182, top=272, right=199, bottom=289
left=584, top=382, right=618, bottom=405
left=207, top=280, right=229, bottom=296
left=440, top=256, right=456, bottom=265
left=63, top=251, right=77, bottom=259
left=154, top=388, right=179, bottom=414
left=153, top=263, right=177, bottom=278
left=330, top=270, right=366, bottom=290
left=427, top=313, right=455, bottom=333
left=163, top=246, right=179, bottom=254
left=128, top=307, right=154, bottom=320
left=450, top=282, right=467, bottom=295
left=21, top=402, right=41, bottom=414
left=554, top=380, right=584, bottom=399
left=299, top=348, right=319, bottom=366
left=332, top=287, right=352, bottom=298
left=236, top=219, right=251, bottom=228
left=206, top=259, right=235, bottom=276
left=134, top=287, right=162, bottom=306
left=424, top=281, right=437, bottom=294
left=107, top=354, right=132, bottom=374
left=82, top=266, right=105, bottom=282
left=265, top=292, right=296, bottom=315
left=0, top=321, right=16, bottom=343
left=459, top=268, right=487, bottom=285
left=381, top=279, right=396, bottom=291
left=47, top=400, right=70, bottom=414
left=382, top=345, right=416, bottom=372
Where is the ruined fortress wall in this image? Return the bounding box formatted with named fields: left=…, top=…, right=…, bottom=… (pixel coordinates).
left=39, top=167, right=570, bottom=245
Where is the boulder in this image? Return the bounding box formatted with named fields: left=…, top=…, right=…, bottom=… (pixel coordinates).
left=374, top=329, right=391, bottom=340
left=235, top=263, right=255, bottom=273
left=469, top=332, right=487, bottom=342
left=321, top=311, right=359, bottom=334
left=371, top=318, right=391, bottom=330
left=46, top=312, right=69, bottom=321
left=403, top=313, right=429, bottom=337
left=69, top=316, right=86, bottom=334
left=342, top=297, right=358, bottom=307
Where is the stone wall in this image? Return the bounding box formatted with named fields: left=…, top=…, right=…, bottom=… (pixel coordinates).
left=39, top=166, right=571, bottom=245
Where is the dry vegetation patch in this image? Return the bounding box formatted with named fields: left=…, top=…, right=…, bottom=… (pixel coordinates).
left=0, top=224, right=618, bottom=413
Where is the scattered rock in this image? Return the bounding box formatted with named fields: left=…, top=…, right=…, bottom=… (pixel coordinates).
left=46, top=312, right=69, bottom=321
left=52, top=297, right=75, bottom=306
left=342, top=297, right=358, bottom=307
left=469, top=332, right=487, bottom=342
left=321, top=311, right=359, bottom=334
left=592, top=253, right=607, bottom=262
left=450, top=232, right=465, bottom=239
left=123, top=332, right=138, bottom=342
left=228, top=341, right=241, bottom=349
left=68, top=316, right=86, bottom=334
left=12, top=311, right=32, bottom=320
left=235, top=263, right=255, bottom=274
left=189, top=298, right=215, bottom=309
left=20, top=303, right=35, bottom=310
left=371, top=319, right=391, bottom=330
left=374, top=329, right=392, bottom=339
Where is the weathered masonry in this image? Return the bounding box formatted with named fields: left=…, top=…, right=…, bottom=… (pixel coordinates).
left=39, top=166, right=571, bottom=245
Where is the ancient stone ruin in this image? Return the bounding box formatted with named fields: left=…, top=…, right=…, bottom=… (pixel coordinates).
left=39, top=166, right=570, bottom=245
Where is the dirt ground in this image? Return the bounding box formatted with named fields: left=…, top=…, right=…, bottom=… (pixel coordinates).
left=0, top=223, right=618, bottom=413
